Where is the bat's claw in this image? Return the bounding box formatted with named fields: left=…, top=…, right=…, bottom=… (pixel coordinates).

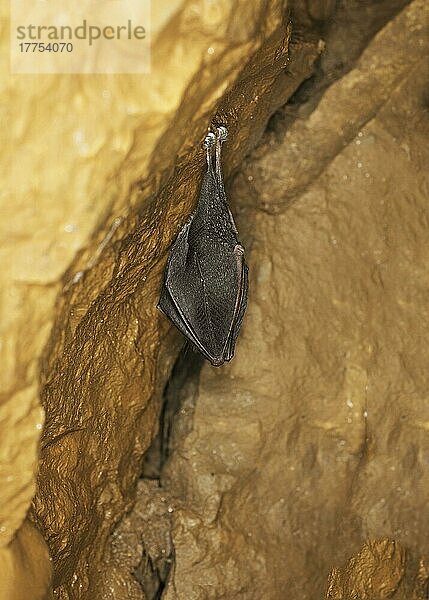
left=216, top=125, right=228, bottom=142
left=204, top=131, right=216, bottom=149
left=204, top=126, right=228, bottom=150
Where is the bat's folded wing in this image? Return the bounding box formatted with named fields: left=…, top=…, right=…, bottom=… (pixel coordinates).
left=157, top=221, right=218, bottom=364
left=158, top=220, right=246, bottom=365
left=224, top=250, right=248, bottom=361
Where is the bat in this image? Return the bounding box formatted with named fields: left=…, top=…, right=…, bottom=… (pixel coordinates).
left=158, top=125, right=249, bottom=366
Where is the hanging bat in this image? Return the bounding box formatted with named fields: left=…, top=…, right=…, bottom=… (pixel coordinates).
left=158, top=126, right=249, bottom=366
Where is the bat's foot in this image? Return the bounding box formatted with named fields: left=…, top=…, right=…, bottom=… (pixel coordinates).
left=204, top=131, right=216, bottom=149
left=204, top=126, right=227, bottom=151
left=212, top=125, right=227, bottom=177
left=216, top=125, right=228, bottom=143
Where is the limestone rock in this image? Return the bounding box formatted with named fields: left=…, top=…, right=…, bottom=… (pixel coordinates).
left=160, top=2, right=429, bottom=598
left=325, top=539, right=429, bottom=600
left=3, top=0, right=427, bottom=597
left=2, top=0, right=322, bottom=597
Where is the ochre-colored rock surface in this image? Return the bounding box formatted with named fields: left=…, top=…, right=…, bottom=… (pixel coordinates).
left=326, top=539, right=429, bottom=599
left=2, top=0, right=428, bottom=598
left=158, top=1, right=429, bottom=598
left=0, top=521, right=52, bottom=600
left=1, top=1, right=322, bottom=598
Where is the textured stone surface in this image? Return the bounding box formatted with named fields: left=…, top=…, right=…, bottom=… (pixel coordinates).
left=160, top=2, right=429, bottom=598
left=1, top=1, right=211, bottom=592
left=3, top=0, right=427, bottom=598
left=236, top=0, right=427, bottom=212
left=0, top=1, right=312, bottom=598
left=1, top=0, right=325, bottom=597
left=326, top=539, right=429, bottom=599
left=107, top=480, right=175, bottom=600
left=0, top=521, right=52, bottom=600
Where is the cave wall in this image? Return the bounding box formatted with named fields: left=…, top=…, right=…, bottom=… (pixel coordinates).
left=1, top=0, right=427, bottom=599
left=158, top=1, right=429, bottom=598
left=1, top=1, right=320, bottom=597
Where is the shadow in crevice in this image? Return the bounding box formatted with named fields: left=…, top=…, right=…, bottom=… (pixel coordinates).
left=134, top=546, right=173, bottom=600
left=267, top=0, right=412, bottom=138
left=137, top=345, right=204, bottom=599
left=142, top=344, right=204, bottom=481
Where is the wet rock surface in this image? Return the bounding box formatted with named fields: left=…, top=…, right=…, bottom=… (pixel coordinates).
left=153, top=1, right=429, bottom=598
left=2, top=0, right=428, bottom=598
left=326, top=539, right=429, bottom=599
left=13, top=2, right=320, bottom=598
